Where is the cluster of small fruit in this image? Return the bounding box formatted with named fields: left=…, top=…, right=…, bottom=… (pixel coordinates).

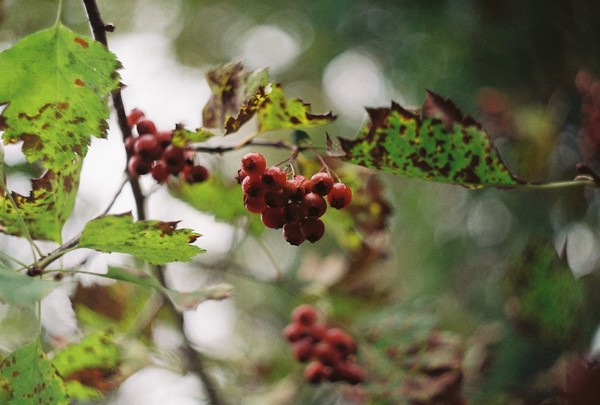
left=283, top=304, right=365, bottom=385
left=125, top=109, right=209, bottom=184
left=237, top=152, right=352, bottom=245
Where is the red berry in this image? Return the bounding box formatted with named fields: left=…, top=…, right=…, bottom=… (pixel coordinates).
left=309, top=172, right=334, bottom=196
left=134, top=134, right=161, bottom=160
left=283, top=323, right=310, bottom=343
left=300, top=217, right=325, bottom=243
left=127, top=108, right=145, bottom=127
left=292, top=304, right=318, bottom=326
left=283, top=222, right=305, bottom=245
left=242, top=176, right=266, bottom=198
left=156, top=131, right=173, bottom=149
left=124, top=136, right=136, bottom=155
left=136, top=119, right=157, bottom=135
left=313, top=342, right=343, bottom=366
left=244, top=195, right=267, bottom=214
left=261, top=166, right=287, bottom=190
left=283, top=202, right=305, bottom=224
left=184, top=165, right=209, bottom=183
left=292, top=339, right=314, bottom=363
left=261, top=207, right=285, bottom=229
left=327, top=183, right=352, bottom=209
left=128, top=155, right=152, bottom=176
left=304, top=361, right=326, bottom=384
left=339, top=363, right=365, bottom=385
left=309, top=323, right=328, bottom=343
left=301, top=192, right=327, bottom=218
left=151, top=160, right=169, bottom=183
left=264, top=190, right=288, bottom=208
left=163, top=145, right=185, bottom=174
left=325, top=328, right=356, bottom=356
left=284, top=176, right=308, bottom=201
left=241, top=152, right=266, bottom=177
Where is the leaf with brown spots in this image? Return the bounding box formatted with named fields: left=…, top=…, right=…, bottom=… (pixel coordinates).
left=51, top=331, right=120, bottom=399
left=78, top=213, right=204, bottom=265
left=0, top=341, right=68, bottom=405
left=337, top=91, right=522, bottom=188
left=202, top=62, right=335, bottom=134
left=202, top=61, right=269, bottom=130
left=0, top=158, right=82, bottom=242
left=0, top=23, right=121, bottom=170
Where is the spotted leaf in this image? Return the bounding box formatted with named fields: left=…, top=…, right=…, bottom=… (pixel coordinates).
left=0, top=23, right=121, bottom=170
left=338, top=91, right=521, bottom=188
left=0, top=158, right=82, bottom=242
left=78, top=214, right=204, bottom=265
left=202, top=61, right=269, bottom=130
left=0, top=341, right=68, bottom=405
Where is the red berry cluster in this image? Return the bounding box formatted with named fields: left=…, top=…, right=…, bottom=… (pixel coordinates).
left=283, top=304, right=365, bottom=385
left=237, top=152, right=352, bottom=245
left=125, top=109, right=209, bottom=184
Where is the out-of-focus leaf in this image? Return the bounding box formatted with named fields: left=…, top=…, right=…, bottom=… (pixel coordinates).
left=504, top=244, right=585, bottom=346
left=102, top=267, right=232, bottom=312
left=0, top=159, right=82, bottom=242
left=361, top=310, right=464, bottom=405
left=0, top=341, right=68, bottom=405
left=170, top=176, right=264, bottom=235
left=0, top=24, right=121, bottom=170
left=51, top=331, right=120, bottom=399
left=78, top=213, right=204, bottom=265
left=171, top=125, right=216, bottom=147
left=337, top=91, right=521, bottom=188
left=202, top=61, right=269, bottom=129
left=0, top=265, right=56, bottom=307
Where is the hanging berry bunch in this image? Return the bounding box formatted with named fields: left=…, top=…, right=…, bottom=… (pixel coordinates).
left=283, top=304, right=365, bottom=385
left=237, top=152, right=352, bottom=245
left=125, top=109, right=209, bottom=185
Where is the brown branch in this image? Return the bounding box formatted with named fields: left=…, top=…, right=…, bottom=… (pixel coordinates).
left=81, top=2, right=225, bottom=404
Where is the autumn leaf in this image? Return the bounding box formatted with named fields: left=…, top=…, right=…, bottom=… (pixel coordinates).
left=337, top=91, right=522, bottom=188
left=0, top=159, right=82, bottom=242
left=0, top=342, right=69, bottom=405
left=52, top=331, right=120, bottom=399
left=202, top=61, right=269, bottom=130
left=0, top=23, right=121, bottom=171
left=202, top=62, right=335, bottom=134
left=78, top=214, right=204, bottom=265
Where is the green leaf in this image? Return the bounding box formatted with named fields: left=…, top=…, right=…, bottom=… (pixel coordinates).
left=504, top=244, right=585, bottom=346
left=0, top=341, right=69, bottom=405
left=202, top=61, right=269, bottom=130
left=51, top=330, right=120, bottom=399
left=202, top=62, right=335, bottom=134
left=103, top=267, right=233, bottom=312
left=171, top=125, right=216, bottom=147
left=52, top=330, right=120, bottom=377
left=78, top=214, right=204, bottom=265
left=0, top=265, right=57, bottom=307
left=337, top=91, right=521, bottom=188
left=0, top=159, right=82, bottom=242
left=0, top=23, right=121, bottom=170
left=170, top=176, right=264, bottom=235
left=256, top=83, right=336, bottom=132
